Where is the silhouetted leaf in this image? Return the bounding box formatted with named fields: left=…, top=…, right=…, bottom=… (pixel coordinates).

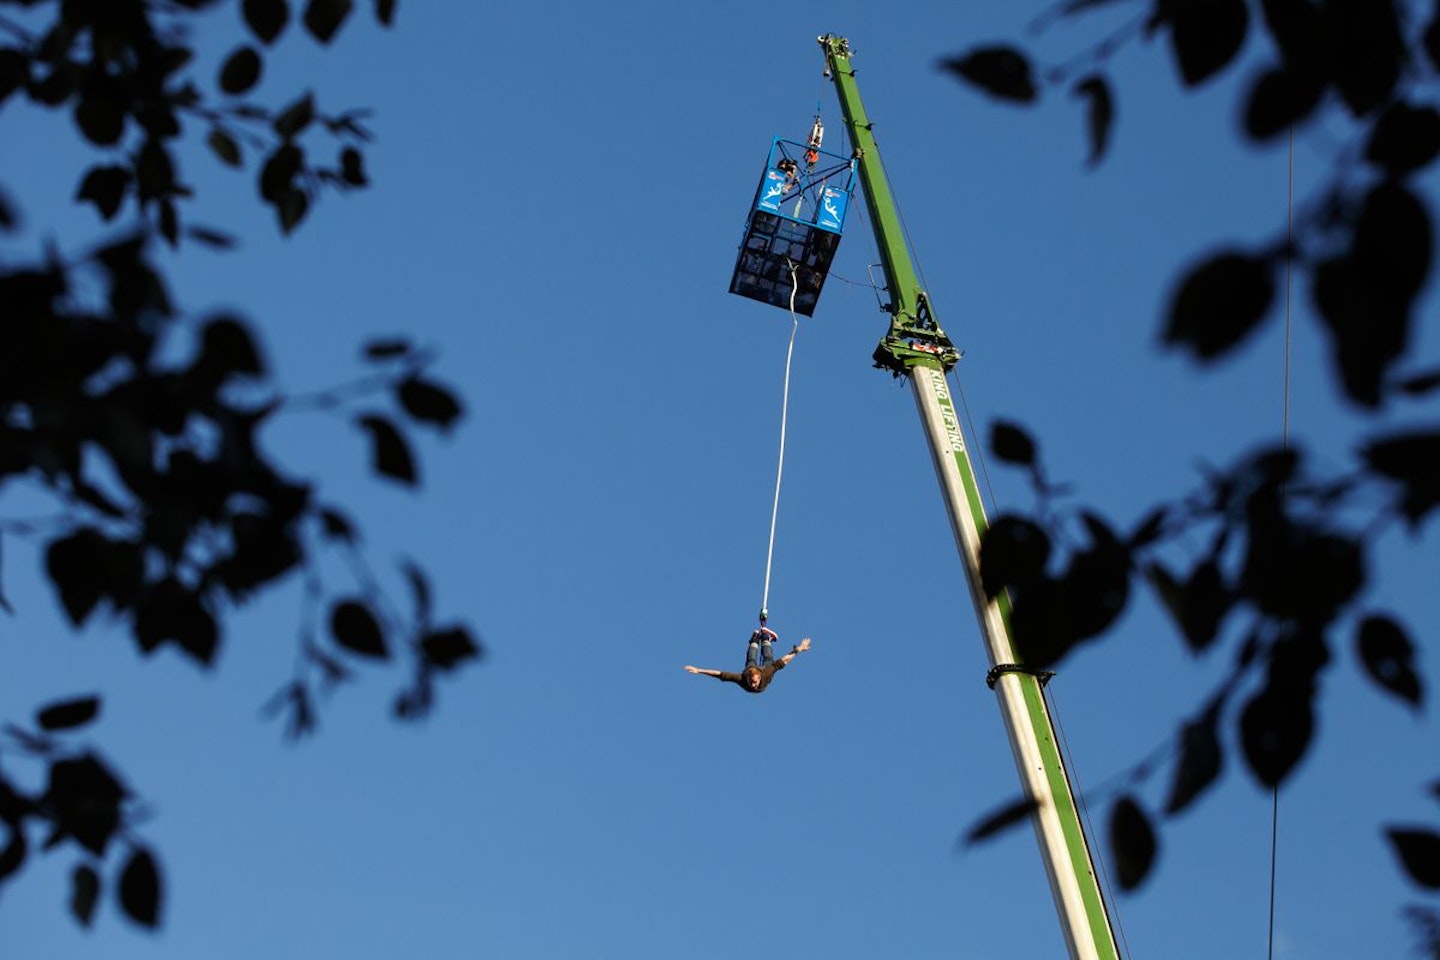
left=274, top=92, right=314, bottom=138
left=136, top=100, right=181, bottom=140
left=218, top=45, right=262, bottom=95
left=74, top=96, right=125, bottom=146
left=979, top=514, right=1051, bottom=598
left=1007, top=578, right=1075, bottom=668
left=1355, top=181, right=1432, bottom=304
left=402, top=559, right=431, bottom=624
left=0, top=821, right=27, bottom=880
left=1146, top=558, right=1230, bottom=653
left=364, top=337, right=411, bottom=360
left=46, top=529, right=108, bottom=626
left=1109, top=795, right=1157, bottom=889
left=118, top=846, right=161, bottom=928
left=962, top=795, right=1039, bottom=845
left=1128, top=506, right=1168, bottom=549
left=1328, top=0, right=1404, bottom=117
left=422, top=626, right=480, bottom=671
left=1164, top=251, right=1275, bottom=360
left=186, top=225, right=237, bottom=249
left=340, top=146, right=367, bottom=185
left=1313, top=256, right=1393, bottom=406
left=1248, top=445, right=1301, bottom=488
left=1243, top=64, right=1325, bottom=140
left=199, top=315, right=264, bottom=377
left=100, top=538, right=144, bottom=613
left=303, top=0, right=354, bottom=43
left=29, top=66, right=76, bottom=106
left=36, top=695, right=101, bottom=731
left=990, top=420, right=1036, bottom=466
left=1060, top=516, right=1130, bottom=640
left=44, top=755, right=126, bottom=856
left=374, top=0, right=396, bottom=26
left=393, top=675, right=434, bottom=720
left=1364, top=431, right=1440, bottom=527
left=262, top=681, right=316, bottom=739
left=276, top=186, right=309, bottom=234
left=1079, top=511, right=1119, bottom=548
left=1396, top=369, right=1440, bottom=397
left=940, top=46, right=1038, bottom=103
left=330, top=598, right=387, bottom=659
left=259, top=142, right=302, bottom=201
left=1389, top=828, right=1440, bottom=889
left=134, top=138, right=176, bottom=202
left=1239, top=684, right=1313, bottom=787
left=1357, top=614, right=1423, bottom=709
left=76, top=165, right=131, bottom=221
left=319, top=506, right=357, bottom=542
left=70, top=863, right=100, bottom=927
left=243, top=0, right=290, bottom=44
left=213, top=513, right=301, bottom=599
left=1260, top=0, right=1328, bottom=72
left=397, top=377, right=462, bottom=432
left=1158, top=0, right=1250, bottom=87
left=158, top=200, right=179, bottom=247
left=1241, top=525, right=1363, bottom=626
left=207, top=127, right=242, bottom=167
left=1166, top=700, right=1224, bottom=814
left=356, top=415, right=416, bottom=485
left=1072, top=74, right=1113, bottom=166
left=0, top=48, right=27, bottom=107
left=1366, top=103, right=1440, bottom=176
left=134, top=578, right=219, bottom=665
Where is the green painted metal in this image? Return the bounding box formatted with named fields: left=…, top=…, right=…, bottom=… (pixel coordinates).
left=819, top=35, right=959, bottom=377
left=818, top=33, right=1120, bottom=960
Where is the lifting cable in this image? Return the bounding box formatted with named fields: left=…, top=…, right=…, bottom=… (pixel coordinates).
left=758, top=262, right=802, bottom=626
left=1268, top=123, right=1296, bottom=960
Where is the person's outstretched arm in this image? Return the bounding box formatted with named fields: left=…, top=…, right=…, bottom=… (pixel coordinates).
left=775, top=637, right=811, bottom=668
left=684, top=665, right=722, bottom=678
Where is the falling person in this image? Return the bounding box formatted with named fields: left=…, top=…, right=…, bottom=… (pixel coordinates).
left=684, top=628, right=811, bottom=694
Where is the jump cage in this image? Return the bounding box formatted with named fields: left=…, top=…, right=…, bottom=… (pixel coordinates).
left=728, top=117, right=859, bottom=316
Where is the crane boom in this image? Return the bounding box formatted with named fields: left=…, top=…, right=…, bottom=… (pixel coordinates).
left=817, top=34, right=1121, bottom=960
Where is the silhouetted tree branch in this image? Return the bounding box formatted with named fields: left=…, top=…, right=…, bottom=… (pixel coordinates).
left=0, top=0, right=477, bottom=929
left=946, top=0, right=1440, bottom=948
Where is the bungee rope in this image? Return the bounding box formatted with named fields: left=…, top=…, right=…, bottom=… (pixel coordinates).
left=758, top=261, right=801, bottom=627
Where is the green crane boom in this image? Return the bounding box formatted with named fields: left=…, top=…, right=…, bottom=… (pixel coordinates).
left=817, top=33, right=1121, bottom=960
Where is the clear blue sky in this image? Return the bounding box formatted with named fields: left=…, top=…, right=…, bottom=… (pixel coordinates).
left=2, top=1, right=1438, bottom=957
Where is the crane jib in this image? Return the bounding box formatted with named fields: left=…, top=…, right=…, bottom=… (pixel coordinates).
left=815, top=32, right=1121, bottom=960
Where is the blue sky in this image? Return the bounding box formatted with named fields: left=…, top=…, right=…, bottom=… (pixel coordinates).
left=2, top=1, right=1438, bottom=957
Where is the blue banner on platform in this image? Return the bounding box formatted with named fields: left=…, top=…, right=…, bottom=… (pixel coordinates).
left=757, top=167, right=791, bottom=214
left=818, top=186, right=848, bottom=233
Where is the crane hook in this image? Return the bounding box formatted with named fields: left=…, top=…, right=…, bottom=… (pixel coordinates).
left=806, top=115, right=823, bottom=167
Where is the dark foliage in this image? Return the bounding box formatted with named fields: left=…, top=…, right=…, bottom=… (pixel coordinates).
left=949, top=0, right=1440, bottom=919
left=1109, top=794, right=1157, bottom=890
left=0, top=0, right=479, bottom=931
left=959, top=795, right=1040, bottom=846
left=1391, top=829, right=1440, bottom=890
left=1164, top=697, right=1224, bottom=815
left=1072, top=74, right=1114, bottom=167
left=939, top=46, right=1038, bottom=103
